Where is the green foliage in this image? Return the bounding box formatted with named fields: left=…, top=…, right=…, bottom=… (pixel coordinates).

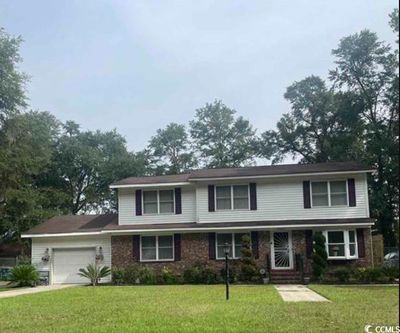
left=9, top=264, right=39, bottom=287
left=312, top=232, right=328, bottom=280
left=261, top=12, right=399, bottom=246
left=239, top=234, right=260, bottom=282
left=138, top=266, right=157, bottom=285
left=183, top=264, right=221, bottom=284
left=147, top=123, right=197, bottom=175
left=0, top=28, right=28, bottom=124
left=78, top=264, right=111, bottom=286
left=332, top=268, right=351, bottom=283
left=158, top=267, right=178, bottom=284
left=190, top=100, right=257, bottom=168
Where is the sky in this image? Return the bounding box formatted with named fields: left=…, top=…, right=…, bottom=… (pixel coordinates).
left=0, top=0, right=397, bottom=153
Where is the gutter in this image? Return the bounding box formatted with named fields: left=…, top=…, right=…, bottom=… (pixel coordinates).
left=21, top=221, right=375, bottom=238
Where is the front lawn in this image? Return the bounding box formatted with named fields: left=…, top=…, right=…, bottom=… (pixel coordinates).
left=0, top=285, right=398, bottom=333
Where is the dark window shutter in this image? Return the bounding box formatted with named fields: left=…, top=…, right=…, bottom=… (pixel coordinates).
left=135, top=190, right=142, bottom=216
left=208, top=233, right=216, bottom=259
left=303, top=181, right=311, bottom=209
left=251, top=231, right=259, bottom=259
left=305, top=230, right=313, bottom=258
left=175, top=188, right=182, bottom=214
left=356, top=229, right=365, bottom=258
left=208, top=185, right=215, bottom=212
left=249, top=183, right=257, bottom=210
left=132, top=235, right=140, bottom=261
left=348, top=178, right=356, bottom=207
left=174, top=234, right=181, bottom=261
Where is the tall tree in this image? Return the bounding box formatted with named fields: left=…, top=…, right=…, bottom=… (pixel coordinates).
left=0, top=28, right=28, bottom=125
left=329, top=24, right=399, bottom=246
left=260, top=76, right=364, bottom=164
left=147, top=123, right=197, bottom=175
left=46, top=123, right=147, bottom=214
left=190, top=100, right=257, bottom=168
left=0, top=111, right=63, bottom=241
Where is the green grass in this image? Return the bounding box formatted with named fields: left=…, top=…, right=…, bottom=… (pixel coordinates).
left=0, top=285, right=398, bottom=333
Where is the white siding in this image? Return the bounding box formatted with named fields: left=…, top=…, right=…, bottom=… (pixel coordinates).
left=118, top=186, right=196, bottom=225
left=197, top=174, right=369, bottom=223
left=31, top=235, right=111, bottom=284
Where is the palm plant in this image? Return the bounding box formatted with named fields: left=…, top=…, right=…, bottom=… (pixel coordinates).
left=78, top=264, right=111, bottom=286
left=9, top=264, right=40, bottom=287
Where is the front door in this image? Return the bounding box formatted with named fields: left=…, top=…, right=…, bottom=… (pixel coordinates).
left=271, top=231, right=293, bottom=270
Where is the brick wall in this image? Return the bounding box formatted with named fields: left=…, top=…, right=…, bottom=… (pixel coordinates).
left=111, top=228, right=372, bottom=276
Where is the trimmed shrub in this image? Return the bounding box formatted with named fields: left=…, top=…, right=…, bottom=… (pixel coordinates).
left=183, top=264, right=221, bottom=284
left=220, top=266, right=239, bottom=284
left=382, top=266, right=399, bottom=281
left=312, top=232, right=328, bottom=280
left=333, top=268, right=351, bottom=283
left=9, top=264, right=39, bottom=287
left=123, top=265, right=140, bottom=284
left=111, top=268, right=125, bottom=285
left=139, top=266, right=157, bottom=285
left=239, top=234, right=260, bottom=282
left=159, top=267, right=177, bottom=284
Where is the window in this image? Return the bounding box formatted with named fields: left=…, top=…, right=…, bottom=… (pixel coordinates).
left=143, top=190, right=174, bottom=214
left=216, top=233, right=247, bottom=259
left=215, top=185, right=249, bottom=210
left=324, top=230, right=358, bottom=259
left=311, top=181, right=348, bottom=207
left=140, top=235, right=174, bottom=261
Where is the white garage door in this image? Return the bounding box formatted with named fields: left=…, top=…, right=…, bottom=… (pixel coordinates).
left=53, top=248, right=96, bottom=284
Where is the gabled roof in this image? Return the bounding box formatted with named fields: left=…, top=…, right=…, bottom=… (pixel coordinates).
left=110, top=161, right=373, bottom=187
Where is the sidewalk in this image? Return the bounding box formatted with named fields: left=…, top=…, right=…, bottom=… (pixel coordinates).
left=0, top=284, right=78, bottom=299
left=275, top=284, right=330, bottom=302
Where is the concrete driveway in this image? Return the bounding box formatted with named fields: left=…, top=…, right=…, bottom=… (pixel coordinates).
left=0, top=284, right=79, bottom=299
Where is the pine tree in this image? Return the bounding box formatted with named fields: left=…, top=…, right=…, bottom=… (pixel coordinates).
left=312, top=232, right=328, bottom=280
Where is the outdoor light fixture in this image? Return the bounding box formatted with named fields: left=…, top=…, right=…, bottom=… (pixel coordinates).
left=223, top=242, right=230, bottom=300
left=95, top=246, right=104, bottom=262
left=41, top=248, right=50, bottom=263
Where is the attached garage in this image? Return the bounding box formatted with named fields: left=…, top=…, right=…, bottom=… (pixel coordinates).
left=53, top=248, right=96, bottom=284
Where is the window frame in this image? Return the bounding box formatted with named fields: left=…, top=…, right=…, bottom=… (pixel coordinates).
left=142, top=189, right=175, bottom=215
left=215, top=232, right=250, bottom=260
left=323, top=230, right=358, bottom=260
left=310, top=180, right=348, bottom=208
left=140, top=235, right=175, bottom=262
left=215, top=184, right=250, bottom=211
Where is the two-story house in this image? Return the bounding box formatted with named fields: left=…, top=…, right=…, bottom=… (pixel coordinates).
left=22, top=161, right=374, bottom=284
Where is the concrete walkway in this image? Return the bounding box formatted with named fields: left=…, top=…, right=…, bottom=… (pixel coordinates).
left=275, top=284, right=330, bottom=302
left=0, top=284, right=78, bottom=299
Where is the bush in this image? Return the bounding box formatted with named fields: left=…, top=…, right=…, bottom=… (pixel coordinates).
left=9, top=264, right=39, bottom=287
left=111, top=268, right=125, bottom=285
left=183, top=264, right=221, bottom=284
left=159, top=267, right=177, bottom=284
left=333, top=268, right=351, bottom=283
left=123, top=265, right=140, bottom=284
left=312, top=232, right=328, bottom=280
left=239, top=234, right=260, bottom=282
left=220, top=266, right=239, bottom=284
left=382, top=266, right=399, bottom=280
left=139, top=266, right=157, bottom=285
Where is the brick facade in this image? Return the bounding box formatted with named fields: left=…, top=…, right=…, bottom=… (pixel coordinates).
left=111, top=228, right=372, bottom=276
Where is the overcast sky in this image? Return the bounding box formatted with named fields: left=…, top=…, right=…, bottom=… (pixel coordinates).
left=0, top=1, right=397, bottom=153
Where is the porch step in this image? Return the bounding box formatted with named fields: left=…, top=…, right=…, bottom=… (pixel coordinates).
left=270, top=270, right=302, bottom=284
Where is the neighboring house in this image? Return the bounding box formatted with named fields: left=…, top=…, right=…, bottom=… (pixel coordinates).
left=22, top=161, right=374, bottom=284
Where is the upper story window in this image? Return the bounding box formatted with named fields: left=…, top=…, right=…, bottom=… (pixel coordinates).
left=215, top=185, right=249, bottom=210
left=216, top=233, right=248, bottom=259
left=324, top=230, right=357, bottom=259
left=311, top=180, right=347, bottom=207
left=143, top=189, right=174, bottom=214
left=140, top=235, right=174, bottom=261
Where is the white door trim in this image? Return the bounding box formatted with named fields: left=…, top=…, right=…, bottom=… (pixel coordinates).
left=271, top=231, right=293, bottom=270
